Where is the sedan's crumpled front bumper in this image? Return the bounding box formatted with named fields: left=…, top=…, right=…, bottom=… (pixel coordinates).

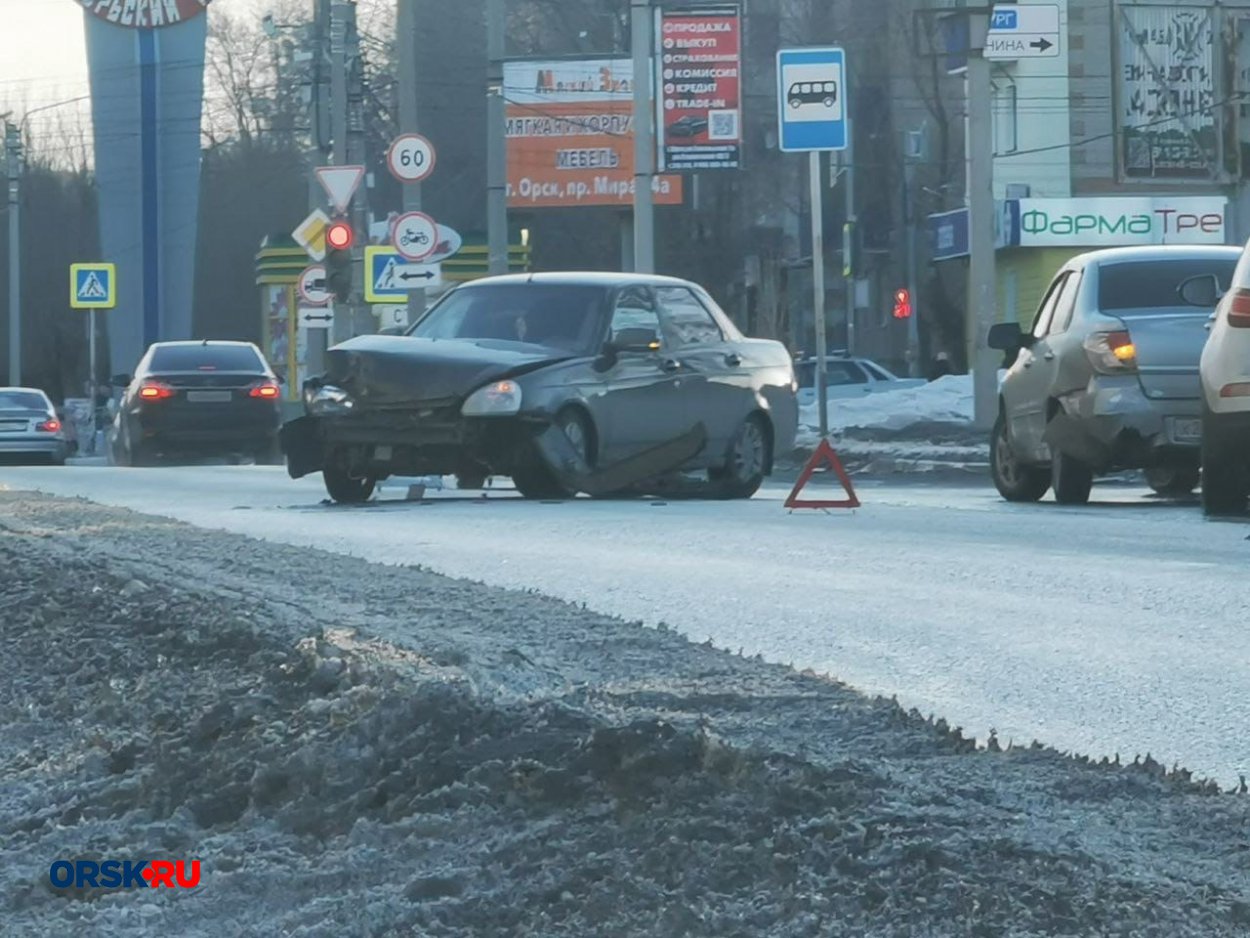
left=1045, top=376, right=1201, bottom=470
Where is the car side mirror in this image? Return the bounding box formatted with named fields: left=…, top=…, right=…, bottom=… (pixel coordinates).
left=110, top=373, right=131, bottom=387
left=987, top=322, right=1025, bottom=351
left=609, top=327, right=661, bottom=354
left=1178, top=273, right=1222, bottom=308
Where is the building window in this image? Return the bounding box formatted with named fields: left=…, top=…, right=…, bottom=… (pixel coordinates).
left=993, top=81, right=1018, bottom=155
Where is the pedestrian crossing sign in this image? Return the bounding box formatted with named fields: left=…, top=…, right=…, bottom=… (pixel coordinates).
left=70, top=263, right=117, bottom=309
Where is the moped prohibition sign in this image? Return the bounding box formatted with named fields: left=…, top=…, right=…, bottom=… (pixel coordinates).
left=391, top=212, right=440, bottom=262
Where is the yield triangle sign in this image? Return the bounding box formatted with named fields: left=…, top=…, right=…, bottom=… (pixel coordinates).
left=784, top=439, right=861, bottom=510
left=315, top=165, right=365, bottom=214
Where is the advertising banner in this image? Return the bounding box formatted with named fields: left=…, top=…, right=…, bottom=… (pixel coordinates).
left=504, top=59, right=683, bottom=209
left=1117, top=6, right=1217, bottom=179
left=83, top=3, right=207, bottom=376
left=1015, top=197, right=1227, bottom=246
left=656, top=5, right=742, bottom=171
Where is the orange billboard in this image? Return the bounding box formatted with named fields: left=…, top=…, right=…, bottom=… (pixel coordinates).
left=505, top=58, right=684, bottom=209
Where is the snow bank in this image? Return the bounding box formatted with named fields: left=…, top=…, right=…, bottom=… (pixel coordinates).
left=796, top=372, right=1013, bottom=445
left=800, top=374, right=975, bottom=434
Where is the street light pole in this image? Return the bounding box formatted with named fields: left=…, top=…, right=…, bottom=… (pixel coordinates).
left=631, top=0, right=655, bottom=273
left=965, top=9, right=997, bottom=430
left=6, top=120, right=21, bottom=386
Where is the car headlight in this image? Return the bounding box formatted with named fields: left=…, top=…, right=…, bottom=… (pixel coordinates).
left=461, top=380, right=522, bottom=416
left=304, top=384, right=354, bottom=415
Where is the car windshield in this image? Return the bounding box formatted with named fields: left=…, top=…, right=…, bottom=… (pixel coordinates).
left=409, top=284, right=611, bottom=354
left=1098, top=258, right=1239, bottom=311
left=0, top=390, right=49, bottom=410
left=148, top=345, right=265, bottom=372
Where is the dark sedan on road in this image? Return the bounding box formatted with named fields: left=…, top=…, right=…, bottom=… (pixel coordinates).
left=109, top=340, right=284, bottom=466
left=0, top=387, right=69, bottom=465
left=282, top=273, right=799, bottom=502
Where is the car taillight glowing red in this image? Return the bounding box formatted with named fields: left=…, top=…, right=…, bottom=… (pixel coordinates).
left=36, top=419, right=61, bottom=433
left=1228, top=288, right=1250, bottom=328
left=249, top=383, right=281, bottom=399
left=138, top=382, right=175, bottom=400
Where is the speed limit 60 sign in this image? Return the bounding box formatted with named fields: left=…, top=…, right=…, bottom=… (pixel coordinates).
left=387, top=133, right=436, bottom=183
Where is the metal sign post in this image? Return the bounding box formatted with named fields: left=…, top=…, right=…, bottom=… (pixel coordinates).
left=809, top=152, right=829, bottom=438
left=70, top=262, right=118, bottom=452
left=777, top=47, right=849, bottom=441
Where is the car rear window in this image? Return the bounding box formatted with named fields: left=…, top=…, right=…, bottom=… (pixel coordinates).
left=1098, top=258, right=1238, bottom=311
left=149, top=345, right=264, bottom=372
left=0, top=390, right=49, bottom=410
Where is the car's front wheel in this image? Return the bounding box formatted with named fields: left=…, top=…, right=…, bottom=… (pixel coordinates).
left=1201, top=407, right=1248, bottom=516
left=990, top=413, right=1050, bottom=502
left=709, top=414, right=770, bottom=499
left=323, top=448, right=376, bottom=504
left=512, top=408, right=591, bottom=500
left=1145, top=465, right=1200, bottom=497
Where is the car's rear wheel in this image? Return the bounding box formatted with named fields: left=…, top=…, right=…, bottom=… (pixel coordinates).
left=323, top=448, right=376, bottom=504
left=990, top=413, right=1050, bottom=502
left=1145, top=465, right=1200, bottom=497
left=1051, top=445, right=1094, bottom=505
left=1201, top=408, right=1248, bottom=516
left=709, top=414, right=770, bottom=500
left=512, top=408, right=591, bottom=500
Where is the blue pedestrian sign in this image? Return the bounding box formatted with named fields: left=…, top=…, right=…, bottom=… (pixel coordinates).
left=364, top=246, right=443, bottom=304
left=777, top=48, right=848, bottom=153
left=70, top=263, right=117, bottom=309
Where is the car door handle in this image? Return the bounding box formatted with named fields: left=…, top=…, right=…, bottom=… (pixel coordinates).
left=1043, top=352, right=1055, bottom=361
left=661, top=358, right=682, bottom=373
left=724, top=352, right=742, bottom=367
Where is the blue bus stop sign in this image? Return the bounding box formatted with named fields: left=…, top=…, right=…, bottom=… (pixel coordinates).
left=777, top=48, right=848, bottom=153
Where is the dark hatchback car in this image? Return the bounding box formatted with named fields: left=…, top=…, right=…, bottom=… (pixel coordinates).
left=283, top=273, right=799, bottom=502
left=109, top=340, right=284, bottom=466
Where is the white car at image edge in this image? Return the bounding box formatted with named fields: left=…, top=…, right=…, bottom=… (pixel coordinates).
left=1183, top=263, right=1250, bottom=515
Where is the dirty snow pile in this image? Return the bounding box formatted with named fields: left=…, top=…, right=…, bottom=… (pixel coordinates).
left=798, top=374, right=979, bottom=439
left=3, top=490, right=1250, bottom=937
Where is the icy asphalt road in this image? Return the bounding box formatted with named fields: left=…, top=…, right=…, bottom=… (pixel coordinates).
left=2, top=464, right=1248, bottom=787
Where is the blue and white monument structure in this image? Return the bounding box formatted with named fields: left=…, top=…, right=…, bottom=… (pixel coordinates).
left=77, top=0, right=210, bottom=375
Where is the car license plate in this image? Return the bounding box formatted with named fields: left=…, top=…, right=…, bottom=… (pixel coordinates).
left=1171, top=417, right=1201, bottom=443
left=373, top=445, right=393, bottom=461
left=186, top=390, right=232, bottom=403
left=0, top=420, right=26, bottom=431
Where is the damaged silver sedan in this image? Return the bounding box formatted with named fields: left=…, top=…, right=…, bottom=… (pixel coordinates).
left=281, top=273, right=798, bottom=503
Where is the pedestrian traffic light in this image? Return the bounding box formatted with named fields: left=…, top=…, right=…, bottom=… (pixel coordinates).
left=325, top=220, right=354, bottom=302
left=892, top=287, right=913, bottom=320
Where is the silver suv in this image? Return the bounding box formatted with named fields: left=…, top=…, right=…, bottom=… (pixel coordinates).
left=987, top=245, right=1241, bottom=504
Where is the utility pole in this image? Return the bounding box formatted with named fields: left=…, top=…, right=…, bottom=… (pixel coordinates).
left=306, top=0, right=330, bottom=376
left=5, top=121, right=21, bottom=386
left=965, top=9, right=997, bottom=430
left=630, top=0, right=655, bottom=273
left=329, top=1, right=351, bottom=352
left=903, top=129, right=921, bottom=377
left=344, top=1, right=368, bottom=338
left=397, top=0, right=428, bottom=319
left=841, top=117, right=855, bottom=356
left=486, top=0, right=509, bottom=276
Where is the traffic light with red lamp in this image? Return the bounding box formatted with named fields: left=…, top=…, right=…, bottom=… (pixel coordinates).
left=892, top=288, right=913, bottom=320
left=325, top=219, right=354, bottom=302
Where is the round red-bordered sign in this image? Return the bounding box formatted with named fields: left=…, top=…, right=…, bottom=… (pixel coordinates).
left=387, top=134, right=437, bottom=184
left=392, top=212, right=440, bottom=262
left=77, top=0, right=210, bottom=29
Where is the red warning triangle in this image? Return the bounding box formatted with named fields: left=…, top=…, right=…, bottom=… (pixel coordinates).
left=784, top=439, right=861, bottom=510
